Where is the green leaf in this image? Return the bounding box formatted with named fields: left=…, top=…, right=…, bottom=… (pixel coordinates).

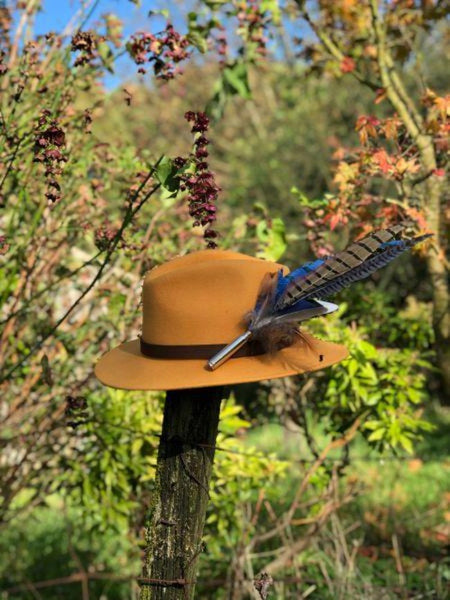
left=220, top=404, right=244, bottom=418
left=206, top=85, right=227, bottom=122
left=148, top=9, right=169, bottom=17
left=407, top=388, right=422, bottom=404
left=131, top=438, right=143, bottom=455
left=359, top=340, right=377, bottom=360
left=291, top=187, right=328, bottom=208
left=187, top=12, right=209, bottom=53
left=367, top=428, right=386, bottom=442
left=97, top=42, right=114, bottom=73
left=108, top=293, right=126, bottom=317
left=364, top=420, right=381, bottom=430
left=347, top=358, right=359, bottom=379
left=360, top=362, right=378, bottom=383
left=261, top=0, right=281, bottom=24
left=222, top=61, right=252, bottom=99
left=399, top=434, right=414, bottom=454
left=204, top=0, right=228, bottom=8
left=220, top=416, right=251, bottom=435
left=187, top=31, right=208, bottom=53
left=256, top=217, right=287, bottom=261
left=206, top=62, right=252, bottom=120
left=154, top=157, right=180, bottom=193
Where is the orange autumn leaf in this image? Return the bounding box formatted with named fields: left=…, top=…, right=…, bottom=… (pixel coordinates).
left=356, top=115, right=380, bottom=144
left=374, top=87, right=387, bottom=104
left=434, top=94, right=450, bottom=119
left=422, top=88, right=450, bottom=119
left=371, top=148, right=393, bottom=174
left=404, top=207, right=430, bottom=232
left=333, top=161, right=360, bottom=190
left=376, top=205, right=401, bottom=223
left=395, top=156, right=420, bottom=176
left=421, top=87, right=438, bottom=107
left=382, top=116, right=402, bottom=139
left=328, top=213, right=341, bottom=231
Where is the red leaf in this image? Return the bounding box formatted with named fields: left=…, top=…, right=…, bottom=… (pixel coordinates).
left=356, top=116, right=380, bottom=144
left=340, top=56, right=356, bottom=73
left=374, top=88, right=387, bottom=104
left=329, top=213, right=340, bottom=231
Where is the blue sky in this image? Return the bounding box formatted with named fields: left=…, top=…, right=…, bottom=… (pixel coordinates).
left=29, top=0, right=180, bottom=86
left=32, top=0, right=186, bottom=39
left=34, top=0, right=158, bottom=35
left=15, top=0, right=306, bottom=88
left=27, top=0, right=208, bottom=87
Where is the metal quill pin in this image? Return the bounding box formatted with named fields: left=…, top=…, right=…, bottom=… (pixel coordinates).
left=207, top=330, right=253, bottom=371
left=207, top=300, right=338, bottom=371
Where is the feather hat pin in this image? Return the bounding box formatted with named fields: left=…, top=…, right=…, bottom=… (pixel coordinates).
left=207, top=225, right=432, bottom=370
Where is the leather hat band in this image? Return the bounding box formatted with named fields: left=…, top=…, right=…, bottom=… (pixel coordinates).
left=139, top=337, right=265, bottom=360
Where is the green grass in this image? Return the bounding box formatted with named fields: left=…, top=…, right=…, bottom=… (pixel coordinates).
left=242, top=407, right=449, bottom=599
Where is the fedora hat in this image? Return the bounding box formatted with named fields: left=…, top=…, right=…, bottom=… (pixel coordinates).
left=94, top=249, right=349, bottom=391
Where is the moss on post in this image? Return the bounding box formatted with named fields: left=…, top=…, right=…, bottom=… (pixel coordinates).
left=139, top=386, right=225, bottom=600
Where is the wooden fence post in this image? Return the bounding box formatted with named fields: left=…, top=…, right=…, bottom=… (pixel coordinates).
left=139, top=386, right=226, bottom=600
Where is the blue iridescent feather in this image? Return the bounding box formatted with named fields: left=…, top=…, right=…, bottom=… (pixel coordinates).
left=208, top=225, right=433, bottom=367
left=248, top=225, right=432, bottom=353
left=274, top=228, right=432, bottom=310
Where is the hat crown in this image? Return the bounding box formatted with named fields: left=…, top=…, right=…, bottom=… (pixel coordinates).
left=95, top=249, right=348, bottom=391
left=141, top=250, right=285, bottom=345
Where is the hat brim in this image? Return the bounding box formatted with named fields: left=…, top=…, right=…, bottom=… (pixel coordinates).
left=94, top=332, right=348, bottom=391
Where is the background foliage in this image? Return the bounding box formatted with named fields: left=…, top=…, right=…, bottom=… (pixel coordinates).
left=0, top=0, right=448, bottom=598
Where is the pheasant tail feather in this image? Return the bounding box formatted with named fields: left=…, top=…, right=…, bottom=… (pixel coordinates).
left=276, top=226, right=430, bottom=309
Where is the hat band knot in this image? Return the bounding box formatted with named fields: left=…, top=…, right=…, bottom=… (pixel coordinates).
left=139, top=337, right=265, bottom=360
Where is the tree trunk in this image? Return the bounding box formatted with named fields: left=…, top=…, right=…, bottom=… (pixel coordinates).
left=139, top=386, right=225, bottom=600
left=367, top=0, right=449, bottom=398
left=422, top=164, right=449, bottom=399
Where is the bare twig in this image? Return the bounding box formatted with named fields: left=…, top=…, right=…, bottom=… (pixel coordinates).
left=0, top=158, right=163, bottom=383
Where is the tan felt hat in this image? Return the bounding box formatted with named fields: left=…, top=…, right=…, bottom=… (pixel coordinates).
left=94, top=249, right=349, bottom=390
